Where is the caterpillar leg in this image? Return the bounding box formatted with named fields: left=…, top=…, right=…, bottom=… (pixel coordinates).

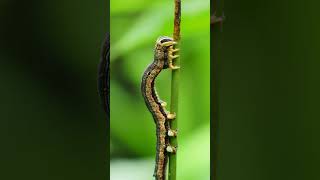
left=166, top=112, right=176, bottom=120
left=166, top=144, right=177, bottom=154
left=167, top=129, right=178, bottom=137
left=160, top=101, right=176, bottom=120
left=166, top=113, right=178, bottom=137
left=159, top=100, right=167, bottom=107
left=168, top=46, right=180, bottom=70
left=159, top=39, right=180, bottom=70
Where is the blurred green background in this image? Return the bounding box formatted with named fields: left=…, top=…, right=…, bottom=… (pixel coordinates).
left=110, top=0, right=210, bottom=179
left=0, top=0, right=108, bottom=179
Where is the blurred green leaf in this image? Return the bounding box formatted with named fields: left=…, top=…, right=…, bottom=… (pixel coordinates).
left=110, top=0, right=150, bottom=14
left=111, top=0, right=209, bottom=60
left=178, top=124, right=211, bottom=180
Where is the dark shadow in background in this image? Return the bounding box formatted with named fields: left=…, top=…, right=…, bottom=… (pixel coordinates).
left=212, top=0, right=320, bottom=180
left=0, top=0, right=109, bottom=179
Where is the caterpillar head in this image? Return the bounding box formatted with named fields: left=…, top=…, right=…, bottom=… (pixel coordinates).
left=154, top=36, right=176, bottom=69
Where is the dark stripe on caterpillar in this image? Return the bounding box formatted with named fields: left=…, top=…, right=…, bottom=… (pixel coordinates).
left=98, top=33, right=110, bottom=120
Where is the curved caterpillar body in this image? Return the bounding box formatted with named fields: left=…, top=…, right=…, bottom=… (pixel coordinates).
left=141, top=36, right=178, bottom=180
left=98, top=34, right=110, bottom=119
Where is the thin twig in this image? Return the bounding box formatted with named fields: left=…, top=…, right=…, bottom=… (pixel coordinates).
left=168, top=0, right=181, bottom=180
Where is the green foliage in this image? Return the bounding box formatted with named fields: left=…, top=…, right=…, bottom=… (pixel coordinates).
left=111, top=0, right=210, bottom=179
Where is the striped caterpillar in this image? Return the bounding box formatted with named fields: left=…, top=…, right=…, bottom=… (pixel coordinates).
left=98, top=34, right=110, bottom=119
left=141, top=36, right=179, bottom=180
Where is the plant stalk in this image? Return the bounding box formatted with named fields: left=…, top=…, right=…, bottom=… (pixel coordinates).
left=168, top=0, right=181, bottom=180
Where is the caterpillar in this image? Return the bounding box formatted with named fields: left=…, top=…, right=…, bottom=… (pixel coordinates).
left=98, top=33, right=110, bottom=119
left=141, top=36, right=179, bottom=180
